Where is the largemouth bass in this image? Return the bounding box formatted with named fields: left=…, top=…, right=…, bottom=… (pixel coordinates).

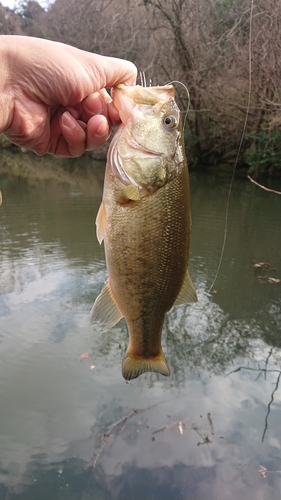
left=91, top=84, right=197, bottom=380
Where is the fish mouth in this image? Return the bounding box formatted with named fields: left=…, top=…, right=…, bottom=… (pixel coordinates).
left=111, top=84, right=177, bottom=128
left=112, top=84, right=175, bottom=110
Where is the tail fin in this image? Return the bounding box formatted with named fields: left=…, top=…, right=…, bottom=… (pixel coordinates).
left=122, top=348, right=170, bottom=381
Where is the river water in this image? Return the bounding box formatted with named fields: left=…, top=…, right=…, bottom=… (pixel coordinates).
left=0, top=164, right=281, bottom=499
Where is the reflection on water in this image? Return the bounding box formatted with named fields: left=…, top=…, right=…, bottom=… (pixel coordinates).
left=0, top=168, right=281, bottom=499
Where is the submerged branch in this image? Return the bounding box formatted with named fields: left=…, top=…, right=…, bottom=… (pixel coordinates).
left=93, top=408, right=216, bottom=466
left=93, top=405, right=155, bottom=469
left=248, top=175, right=281, bottom=195
left=153, top=413, right=214, bottom=446
left=226, top=354, right=281, bottom=443
left=262, top=371, right=281, bottom=442
left=207, top=412, right=215, bottom=436
left=225, top=366, right=281, bottom=376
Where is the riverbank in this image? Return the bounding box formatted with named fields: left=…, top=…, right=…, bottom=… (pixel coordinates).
left=0, top=143, right=246, bottom=183
left=0, top=147, right=106, bottom=191
left=1, top=139, right=279, bottom=183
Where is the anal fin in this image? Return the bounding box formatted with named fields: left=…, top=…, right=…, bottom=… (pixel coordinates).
left=173, top=269, right=197, bottom=306
left=90, top=281, right=123, bottom=332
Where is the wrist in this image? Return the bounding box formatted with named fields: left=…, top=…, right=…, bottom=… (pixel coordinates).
left=0, top=36, right=14, bottom=134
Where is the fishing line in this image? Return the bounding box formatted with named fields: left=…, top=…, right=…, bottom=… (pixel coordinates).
left=137, top=76, right=190, bottom=134
left=207, top=0, right=254, bottom=294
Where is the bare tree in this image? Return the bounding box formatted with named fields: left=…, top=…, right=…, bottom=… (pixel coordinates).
left=2, top=0, right=281, bottom=173
left=0, top=3, right=23, bottom=34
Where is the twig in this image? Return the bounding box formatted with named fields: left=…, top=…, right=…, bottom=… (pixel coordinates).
left=153, top=414, right=213, bottom=446
left=192, top=425, right=212, bottom=446
left=226, top=359, right=281, bottom=442
left=258, top=465, right=268, bottom=478
left=258, top=464, right=281, bottom=478
left=152, top=418, right=188, bottom=435
left=93, top=406, right=154, bottom=468
left=207, top=412, right=215, bottom=435
left=225, top=366, right=281, bottom=377
left=247, top=175, right=281, bottom=195
left=262, top=371, right=281, bottom=442
left=264, top=348, right=274, bottom=381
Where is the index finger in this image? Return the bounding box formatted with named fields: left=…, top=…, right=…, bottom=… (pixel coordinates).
left=87, top=54, right=137, bottom=89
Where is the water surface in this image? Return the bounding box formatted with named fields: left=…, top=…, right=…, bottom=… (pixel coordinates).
left=0, top=166, right=281, bottom=499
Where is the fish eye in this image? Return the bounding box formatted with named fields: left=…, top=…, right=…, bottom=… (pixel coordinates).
left=163, top=115, right=177, bottom=129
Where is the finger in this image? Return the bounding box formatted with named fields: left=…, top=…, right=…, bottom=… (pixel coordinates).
left=102, top=58, right=137, bottom=87
left=82, top=91, right=121, bottom=128
left=81, top=92, right=108, bottom=123
left=107, top=100, right=121, bottom=127
left=57, top=111, right=86, bottom=157
left=85, top=115, right=110, bottom=151
left=99, top=88, right=122, bottom=125
left=65, top=104, right=83, bottom=120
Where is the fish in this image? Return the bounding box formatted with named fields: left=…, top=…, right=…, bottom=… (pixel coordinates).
left=90, top=83, right=197, bottom=381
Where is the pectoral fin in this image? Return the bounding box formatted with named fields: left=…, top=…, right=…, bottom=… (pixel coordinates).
left=117, top=184, right=140, bottom=203
left=96, top=201, right=106, bottom=244
left=90, top=281, right=123, bottom=332
left=173, top=269, right=197, bottom=306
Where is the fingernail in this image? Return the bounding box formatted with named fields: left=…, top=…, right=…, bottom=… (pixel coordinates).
left=96, top=118, right=108, bottom=137
left=62, top=111, right=76, bottom=129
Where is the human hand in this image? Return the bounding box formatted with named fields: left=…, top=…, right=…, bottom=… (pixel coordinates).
left=0, top=36, right=137, bottom=157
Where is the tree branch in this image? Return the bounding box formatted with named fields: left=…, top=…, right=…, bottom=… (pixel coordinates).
left=247, top=175, right=281, bottom=194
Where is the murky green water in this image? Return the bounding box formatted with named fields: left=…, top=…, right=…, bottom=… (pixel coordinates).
left=0, top=165, right=281, bottom=500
